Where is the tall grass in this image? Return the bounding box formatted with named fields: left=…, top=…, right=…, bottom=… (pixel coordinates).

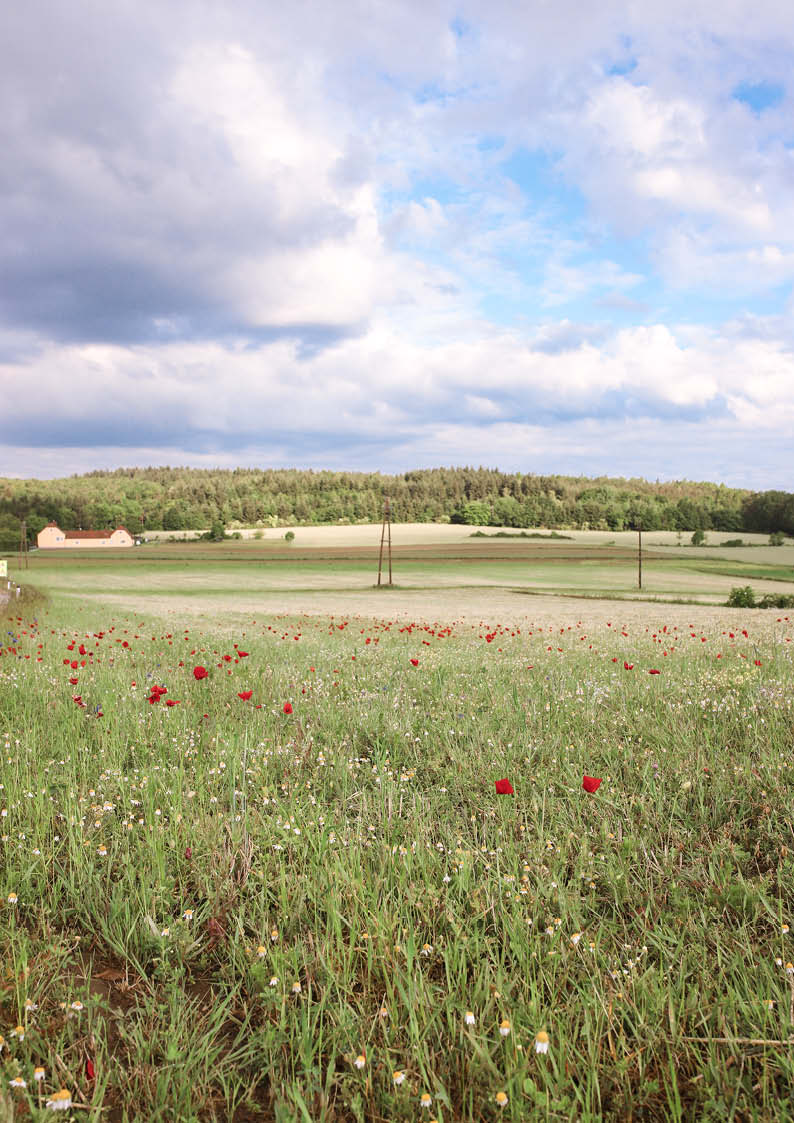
left=1, top=600, right=793, bottom=1120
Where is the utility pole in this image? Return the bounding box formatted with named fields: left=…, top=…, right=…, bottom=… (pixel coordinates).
left=637, top=520, right=642, bottom=590
left=377, top=497, right=393, bottom=586
left=19, top=520, right=29, bottom=570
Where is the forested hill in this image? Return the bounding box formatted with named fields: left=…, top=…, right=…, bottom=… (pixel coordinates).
left=1, top=466, right=793, bottom=546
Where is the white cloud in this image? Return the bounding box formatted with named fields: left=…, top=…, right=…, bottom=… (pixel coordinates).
left=3, top=0, right=794, bottom=485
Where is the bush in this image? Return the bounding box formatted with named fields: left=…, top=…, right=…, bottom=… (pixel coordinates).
left=201, top=520, right=226, bottom=541
left=691, top=529, right=706, bottom=546
left=757, top=593, right=794, bottom=609
left=769, top=531, right=786, bottom=546
left=722, top=539, right=744, bottom=547
left=726, top=586, right=756, bottom=608
left=284, top=531, right=295, bottom=543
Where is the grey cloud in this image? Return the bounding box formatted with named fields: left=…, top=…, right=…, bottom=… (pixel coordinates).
left=531, top=321, right=610, bottom=354
left=0, top=3, right=366, bottom=348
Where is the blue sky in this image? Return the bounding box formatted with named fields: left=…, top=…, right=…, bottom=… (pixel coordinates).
left=1, top=0, right=793, bottom=487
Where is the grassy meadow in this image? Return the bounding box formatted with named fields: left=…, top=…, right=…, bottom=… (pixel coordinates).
left=1, top=533, right=794, bottom=1121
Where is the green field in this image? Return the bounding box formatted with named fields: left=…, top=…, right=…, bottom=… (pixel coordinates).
left=11, top=533, right=794, bottom=608
left=1, top=541, right=794, bottom=1120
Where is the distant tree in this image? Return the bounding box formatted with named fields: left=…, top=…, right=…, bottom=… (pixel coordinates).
left=285, top=530, right=295, bottom=543
left=691, top=529, right=706, bottom=546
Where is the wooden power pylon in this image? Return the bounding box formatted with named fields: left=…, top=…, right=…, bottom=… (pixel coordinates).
left=19, top=520, right=29, bottom=570
left=377, top=498, right=393, bottom=586
left=637, top=521, right=642, bottom=590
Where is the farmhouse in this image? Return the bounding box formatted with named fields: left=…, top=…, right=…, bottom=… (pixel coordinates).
left=37, top=523, right=134, bottom=549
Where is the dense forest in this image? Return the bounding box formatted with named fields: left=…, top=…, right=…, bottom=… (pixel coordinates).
left=1, top=466, right=793, bottom=549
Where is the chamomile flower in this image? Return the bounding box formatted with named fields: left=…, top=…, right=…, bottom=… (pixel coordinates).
left=269, top=976, right=279, bottom=987
left=24, top=998, right=37, bottom=1011
left=393, top=1070, right=406, bottom=1085
left=464, top=1010, right=476, bottom=1026
left=256, top=945, right=267, bottom=958
left=291, top=981, right=302, bottom=994
left=270, top=927, right=279, bottom=942
left=495, top=1091, right=509, bottom=1108
left=46, top=1089, right=73, bottom=1111
left=34, top=1067, right=45, bottom=1082
left=182, top=909, right=194, bottom=921
left=354, top=1053, right=366, bottom=1069
left=783, top=924, right=790, bottom=934
left=10, top=1025, right=25, bottom=1041
left=69, top=1001, right=84, bottom=1012
left=7, top=893, right=17, bottom=905
left=499, top=1019, right=511, bottom=1037
left=420, top=1091, right=433, bottom=1108
left=534, top=1030, right=550, bottom=1054
left=570, top=932, right=583, bottom=946
left=9, top=1076, right=26, bottom=1089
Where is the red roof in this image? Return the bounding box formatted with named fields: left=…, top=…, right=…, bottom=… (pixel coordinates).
left=46, top=525, right=132, bottom=539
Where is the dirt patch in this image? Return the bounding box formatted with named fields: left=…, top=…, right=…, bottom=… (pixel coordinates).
left=84, top=586, right=786, bottom=638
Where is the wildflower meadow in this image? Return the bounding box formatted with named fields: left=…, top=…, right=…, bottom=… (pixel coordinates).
left=1, top=585, right=793, bottom=1120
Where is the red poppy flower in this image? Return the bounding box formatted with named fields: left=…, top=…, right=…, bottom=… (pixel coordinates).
left=648, top=668, right=661, bottom=675
left=238, top=691, right=253, bottom=701
left=165, top=699, right=180, bottom=706
left=193, top=666, right=208, bottom=680
left=495, top=778, right=514, bottom=795
left=623, top=662, right=633, bottom=670
left=283, top=702, right=293, bottom=714
left=69, top=677, right=78, bottom=685
left=85, top=1059, right=95, bottom=1081
left=238, top=651, right=249, bottom=658
left=410, top=658, right=419, bottom=666
left=582, top=776, right=602, bottom=793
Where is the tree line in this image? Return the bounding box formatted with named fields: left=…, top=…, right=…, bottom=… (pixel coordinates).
left=1, top=466, right=792, bottom=549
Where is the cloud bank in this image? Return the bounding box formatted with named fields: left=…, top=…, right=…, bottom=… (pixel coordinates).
left=1, top=0, right=793, bottom=484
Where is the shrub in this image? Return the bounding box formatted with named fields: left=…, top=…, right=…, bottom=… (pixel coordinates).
left=722, top=539, right=744, bottom=547
left=284, top=531, right=295, bottom=543
left=691, top=529, right=706, bottom=546
left=769, top=531, right=786, bottom=546
left=726, top=586, right=756, bottom=608
left=757, top=593, right=794, bottom=609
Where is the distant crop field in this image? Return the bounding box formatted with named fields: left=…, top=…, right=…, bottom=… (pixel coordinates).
left=13, top=528, right=794, bottom=619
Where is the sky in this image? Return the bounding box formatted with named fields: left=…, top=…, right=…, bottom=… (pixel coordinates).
left=1, top=0, right=793, bottom=487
